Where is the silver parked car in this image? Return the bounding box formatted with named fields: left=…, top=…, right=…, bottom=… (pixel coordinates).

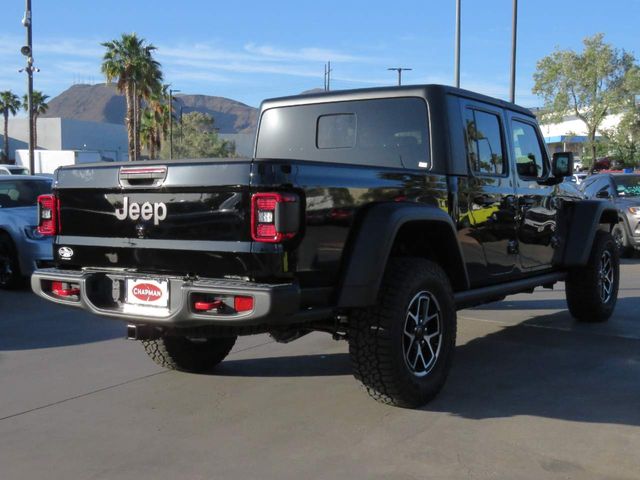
left=0, top=165, right=31, bottom=175
left=581, top=173, right=640, bottom=257
left=0, top=175, right=53, bottom=288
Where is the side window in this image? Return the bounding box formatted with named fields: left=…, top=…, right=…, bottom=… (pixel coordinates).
left=511, top=120, right=547, bottom=179
left=464, top=109, right=506, bottom=175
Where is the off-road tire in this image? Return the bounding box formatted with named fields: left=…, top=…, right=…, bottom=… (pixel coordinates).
left=0, top=233, right=23, bottom=289
left=611, top=223, right=632, bottom=258
left=348, top=258, right=456, bottom=408
left=142, top=335, right=237, bottom=373
left=566, top=231, right=619, bottom=323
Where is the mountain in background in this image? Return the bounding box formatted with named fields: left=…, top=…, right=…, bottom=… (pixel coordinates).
left=43, top=83, right=258, bottom=134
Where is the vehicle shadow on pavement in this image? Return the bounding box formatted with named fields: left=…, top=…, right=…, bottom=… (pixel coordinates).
left=474, top=295, right=640, bottom=312
left=0, top=288, right=124, bottom=351
left=427, top=313, right=640, bottom=426
left=216, top=353, right=353, bottom=377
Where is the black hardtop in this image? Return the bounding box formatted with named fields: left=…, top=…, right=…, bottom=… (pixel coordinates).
left=259, top=84, right=534, bottom=118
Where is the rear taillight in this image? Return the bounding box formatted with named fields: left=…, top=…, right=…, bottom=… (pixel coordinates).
left=37, top=194, right=59, bottom=236
left=251, top=192, right=300, bottom=243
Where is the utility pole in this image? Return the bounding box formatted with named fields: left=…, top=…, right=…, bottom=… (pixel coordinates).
left=509, top=0, right=518, bottom=103
left=22, top=0, right=35, bottom=172
left=323, top=63, right=327, bottom=91
left=169, top=88, right=180, bottom=160
left=454, top=0, right=461, bottom=88
left=387, top=67, right=412, bottom=86
left=325, top=62, right=332, bottom=91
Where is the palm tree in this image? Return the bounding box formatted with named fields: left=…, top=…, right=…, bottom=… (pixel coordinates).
left=101, top=33, right=163, bottom=161
left=23, top=91, right=49, bottom=149
left=139, top=109, right=158, bottom=159
left=0, top=91, right=21, bottom=164
left=148, top=84, right=171, bottom=155
left=134, top=59, right=163, bottom=157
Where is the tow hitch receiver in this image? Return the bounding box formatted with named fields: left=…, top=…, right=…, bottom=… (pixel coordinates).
left=127, top=324, right=163, bottom=341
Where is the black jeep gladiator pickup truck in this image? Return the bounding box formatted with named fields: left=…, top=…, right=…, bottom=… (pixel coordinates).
left=32, top=85, right=620, bottom=407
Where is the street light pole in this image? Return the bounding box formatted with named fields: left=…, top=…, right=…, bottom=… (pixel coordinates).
left=23, top=0, right=35, bottom=173
left=387, top=68, right=412, bottom=86
left=169, top=88, right=180, bottom=160
left=509, top=0, right=518, bottom=103
left=454, top=0, right=461, bottom=88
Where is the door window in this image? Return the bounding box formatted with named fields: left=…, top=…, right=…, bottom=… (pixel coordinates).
left=511, top=120, right=547, bottom=179
left=464, top=109, right=506, bottom=176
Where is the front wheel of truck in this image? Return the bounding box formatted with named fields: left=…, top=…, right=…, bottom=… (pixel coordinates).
left=348, top=258, right=457, bottom=408
left=565, top=231, right=619, bottom=323
left=142, top=335, right=237, bottom=373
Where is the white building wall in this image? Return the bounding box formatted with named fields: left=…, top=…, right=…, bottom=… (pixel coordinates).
left=60, top=119, right=127, bottom=161
left=1, top=117, right=127, bottom=162
left=539, top=113, right=623, bottom=137
left=3, top=118, right=63, bottom=159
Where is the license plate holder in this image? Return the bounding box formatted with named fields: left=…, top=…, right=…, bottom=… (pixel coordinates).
left=125, top=278, right=169, bottom=308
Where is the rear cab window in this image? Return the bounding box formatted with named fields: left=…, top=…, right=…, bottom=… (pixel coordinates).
left=256, top=97, right=429, bottom=169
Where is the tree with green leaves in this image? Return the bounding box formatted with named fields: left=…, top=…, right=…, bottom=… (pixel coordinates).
left=139, top=85, right=172, bottom=160
left=533, top=33, right=640, bottom=167
left=161, top=112, right=234, bottom=160
left=101, top=33, right=163, bottom=161
left=602, top=106, right=640, bottom=167
left=139, top=108, right=158, bottom=159
left=23, top=91, right=49, bottom=149
left=0, top=91, right=21, bottom=164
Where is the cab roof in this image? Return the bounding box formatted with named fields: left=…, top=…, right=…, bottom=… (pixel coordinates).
left=260, top=84, right=534, bottom=118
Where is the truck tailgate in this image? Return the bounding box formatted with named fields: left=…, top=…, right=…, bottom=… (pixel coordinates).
left=52, top=159, right=265, bottom=278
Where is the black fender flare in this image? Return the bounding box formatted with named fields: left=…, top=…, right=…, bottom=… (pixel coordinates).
left=558, top=200, right=618, bottom=267
left=337, top=202, right=469, bottom=308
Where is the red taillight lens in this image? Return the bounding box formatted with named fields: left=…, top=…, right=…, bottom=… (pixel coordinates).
left=37, top=194, right=59, bottom=236
left=234, top=296, right=254, bottom=312
left=251, top=192, right=299, bottom=243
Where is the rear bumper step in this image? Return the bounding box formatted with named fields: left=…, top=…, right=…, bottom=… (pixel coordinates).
left=31, top=268, right=307, bottom=327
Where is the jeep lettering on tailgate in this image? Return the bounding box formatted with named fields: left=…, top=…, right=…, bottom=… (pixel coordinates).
left=114, top=197, right=167, bottom=225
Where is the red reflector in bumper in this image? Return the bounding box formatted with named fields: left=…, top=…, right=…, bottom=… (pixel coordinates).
left=234, top=296, right=254, bottom=312
left=51, top=281, right=80, bottom=297
left=194, top=300, right=223, bottom=312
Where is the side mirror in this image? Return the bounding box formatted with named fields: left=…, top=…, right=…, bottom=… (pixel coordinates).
left=552, top=152, right=574, bottom=178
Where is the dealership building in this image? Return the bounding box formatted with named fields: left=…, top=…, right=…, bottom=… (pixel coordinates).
left=1, top=118, right=254, bottom=164
left=536, top=110, right=623, bottom=159
left=1, top=117, right=129, bottom=162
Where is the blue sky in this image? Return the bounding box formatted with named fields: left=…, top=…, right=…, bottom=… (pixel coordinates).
left=1, top=0, right=638, bottom=108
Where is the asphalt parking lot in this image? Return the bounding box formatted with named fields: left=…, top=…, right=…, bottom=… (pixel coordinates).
left=1, top=262, right=639, bottom=480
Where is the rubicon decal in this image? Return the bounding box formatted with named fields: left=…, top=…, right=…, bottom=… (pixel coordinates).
left=115, top=197, right=167, bottom=225
left=131, top=283, right=163, bottom=302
